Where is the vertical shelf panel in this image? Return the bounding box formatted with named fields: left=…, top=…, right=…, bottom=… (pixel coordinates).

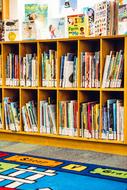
left=124, top=37, right=127, bottom=143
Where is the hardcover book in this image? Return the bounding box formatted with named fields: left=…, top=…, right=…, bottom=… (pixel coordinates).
left=67, top=14, right=86, bottom=37
left=4, top=19, right=20, bottom=41
left=118, top=3, right=127, bottom=34
left=48, top=17, right=67, bottom=39
left=24, top=3, right=48, bottom=39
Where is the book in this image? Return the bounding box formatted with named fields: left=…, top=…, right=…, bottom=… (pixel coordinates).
left=5, top=53, right=19, bottom=86
left=22, top=21, right=37, bottom=40
left=0, top=20, right=5, bottom=41
left=83, top=7, right=94, bottom=36
left=48, top=17, right=67, bottom=39
left=22, top=100, right=37, bottom=132
left=3, top=97, right=20, bottom=131
left=118, top=3, right=127, bottom=34
left=67, top=14, right=87, bottom=37
left=0, top=102, right=2, bottom=129
left=40, top=99, right=56, bottom=134
left=4, top=19, right=20, bottom=41
left=24, top=3, right=48, bottom=39
left=20, top=54, right=38, bottom=87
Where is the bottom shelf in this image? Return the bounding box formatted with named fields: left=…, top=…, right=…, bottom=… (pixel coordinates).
left=0, top=130, right=126, bottom=156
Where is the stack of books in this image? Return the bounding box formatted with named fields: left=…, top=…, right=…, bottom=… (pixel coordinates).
left=102, top=50, right=124, bottom=88
left=6, top=53, right=19, bottom=86
left=60, top=53, right=78, bottom=88
left=42, top=50, right=57, bottom=87
left=81, top=51, right=100, bottom=88
left=59, top=100, right=78, bottom=136
left=102, top=99, right=124, bottom=141
left=81, top=102, right=100, bottom=139
left=3, top=97, right=20, bottom=131
left=40, top=99, right=56, bottom=134
left=22, top=100, right=37, bottom=132
left=20, top=53, right=38, bottom=87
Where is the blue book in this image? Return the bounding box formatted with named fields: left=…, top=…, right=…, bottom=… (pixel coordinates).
left=113, top=102, right=117, bottom=140
left=60, top=55, right=65, bottom=87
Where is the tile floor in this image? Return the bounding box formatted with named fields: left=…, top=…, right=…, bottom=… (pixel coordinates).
left=0, top=140, right=127, bottom=169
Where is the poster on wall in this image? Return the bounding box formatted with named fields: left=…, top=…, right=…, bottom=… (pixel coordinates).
left=24, top=3, right=48, bottom=39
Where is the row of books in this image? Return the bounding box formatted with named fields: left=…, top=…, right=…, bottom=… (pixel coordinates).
left=40, top=99, right=56, bottom=134
left=0, top=102, right=2, bottom=129
left=60, top=53, right=78, bottom=88
left=81, top=102, right=100, bottom=139
left=102, top=99, right=124, bottom=141
left=81, top=51, right=100, bottom=88
left=22, top=100, right=38, bottom=132
left=102, top=50, right=124, bottom=88
left=0, top=97, right=124, bottom=141
left=3, top=97, right=20, bottom=131
left=6, top=53, right=19, bottom=86
left=0, top=55, right=2, bottom=85
left=20, top=54, right=38, bottom=87
left=80, top=99, right=124, bottom=141
left=42, top=50, right=57, bottom=87
left=59, top=100, right=78, bottom=136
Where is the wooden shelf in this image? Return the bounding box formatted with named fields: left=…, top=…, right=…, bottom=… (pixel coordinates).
left=0, top=33, right=127, bottom=155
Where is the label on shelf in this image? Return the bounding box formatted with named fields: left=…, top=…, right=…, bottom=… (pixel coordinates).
left=6, top=78, right=10, bottom=86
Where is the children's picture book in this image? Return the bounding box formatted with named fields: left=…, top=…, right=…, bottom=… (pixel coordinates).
left=67, top=14, right=86, bottom=37
left=83, top=7, right=94, bottom=36
left=4, top=19, right=20, bottom=41
left=24, top=3, right=48, bottom=39
left=59, top=0, right=77, bottom=12
left=48, top=17, right=67, bottom=39
left=22, top=21, right=37, bottom=40
left=118, top=3, right=127, bottom=34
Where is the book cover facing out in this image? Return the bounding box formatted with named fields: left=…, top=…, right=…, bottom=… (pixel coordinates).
left=4, top=20, right=20, bottom=41
left=24, top=3, right=48, bottom=39
left=48, top=17, right=67, bottom=39
left=67, top=14, right=87, bottom=37
left=118, top=3, right=127, bottom=34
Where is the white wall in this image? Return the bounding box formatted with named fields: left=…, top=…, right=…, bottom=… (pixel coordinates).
left=9, top=0, right=101, bottom=20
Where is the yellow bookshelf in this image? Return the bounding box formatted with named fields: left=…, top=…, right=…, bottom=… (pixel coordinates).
left=0, top=1, right=127, bottom=155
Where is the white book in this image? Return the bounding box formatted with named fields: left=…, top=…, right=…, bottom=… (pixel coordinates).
left=102, top=55, right=111, bottom=88
left=65, top=61, right=74, bottom=87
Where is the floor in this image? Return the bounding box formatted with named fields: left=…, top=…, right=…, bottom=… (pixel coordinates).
left=0, top=140, right=127, bottom=169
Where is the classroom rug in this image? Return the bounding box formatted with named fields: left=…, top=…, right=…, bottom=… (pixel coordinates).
left=0, top=151, right=126, bottom=190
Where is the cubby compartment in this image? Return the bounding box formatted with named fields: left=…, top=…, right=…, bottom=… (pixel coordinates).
left=0, top=44, right=2, bottom=86
left=0, top=89, right=2, bottom=129
left=3, top=88, right=20, bottom=131
left=21, top=89, right=38, bottom=133
left=101, top=91, right=124, bottom=141
left=39, top=41, right=57, bottom=87
left=39, top=89, right=57, bottom=135
left=79, top=39, right=100, bottom=88
left=79, top=90, right=100, bottom=139
left=58, top=90, right=78, bottom=137
left=58, top=40, right=78, bottom=88
left=101, top=38, right=124, bottom=88
left=20, top=42, right=38, bottom=87
left=3, top=43, right=19, bottom=86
